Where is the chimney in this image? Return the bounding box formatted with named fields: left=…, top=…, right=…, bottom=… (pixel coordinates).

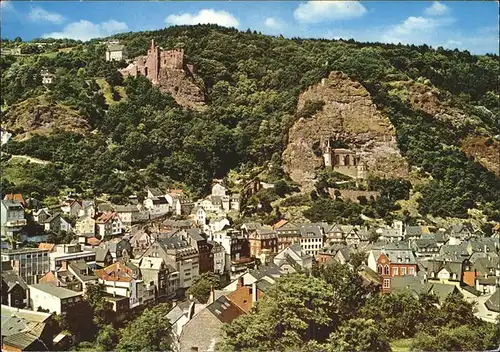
left=187, top=301, right=195, bottom=320
left=208, top=285, right=215, bottom=304
left=251, top=282, right=257, bottom=305
left=237, top=276, right=244, bottom=289
left=484, top=244, right=487, bottom=254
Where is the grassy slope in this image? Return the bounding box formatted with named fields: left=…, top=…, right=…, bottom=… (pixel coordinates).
left=95, top=79, right=127, bottom=106
left=390, top=338, right=416, bottom=352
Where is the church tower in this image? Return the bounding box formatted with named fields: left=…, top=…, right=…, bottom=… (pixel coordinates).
left=323, top=138, right=332, bottom=169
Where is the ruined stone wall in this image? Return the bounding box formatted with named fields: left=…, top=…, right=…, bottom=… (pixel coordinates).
left=160, top=49, right=184, bottom=70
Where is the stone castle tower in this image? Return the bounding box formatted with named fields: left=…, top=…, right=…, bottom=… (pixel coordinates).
left=121, top=39, right=185, bottom=85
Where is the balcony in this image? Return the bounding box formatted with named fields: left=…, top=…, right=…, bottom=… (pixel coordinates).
left=5, top=219, right=27, bottom=227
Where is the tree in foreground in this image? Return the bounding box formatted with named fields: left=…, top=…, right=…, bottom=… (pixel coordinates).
left=116, top=303, right=172, bottom=352
left=327, top=318, right=391, bottom=352
left=218, top=274, right=337, bottom=351
left=186, top=272, right=221, bottom=303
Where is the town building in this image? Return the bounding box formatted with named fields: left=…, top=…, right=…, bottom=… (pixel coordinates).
left=29, top=283, right=83, bottom=315
left=141, top=236, right=199, bottom=290
left=1, top=304, right=55, bottom=351
left=95, top=261, right=155, bottom=309
left=1, top=248, right=50, bottom=285
left=49, top=244, right=96, bottom=271
left=299, top=225, right=324, bottom=257
left=1, top=200, right=26, bottom=239
left=248, top=228, right=278, bottom=261
left=1, top=261, right=29, bottom=308
left=105, top=43, right=127, bottom=61
left=95, top=212, right=123, bottom=238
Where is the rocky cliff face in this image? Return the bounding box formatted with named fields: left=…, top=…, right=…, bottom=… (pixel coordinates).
left=282, top=71, right=409, bottom=191
left=158, top=68, right=206, bottom=111
left=387, top=80, right=499, bottom=175
left=2, top=96, right=90, bottom=140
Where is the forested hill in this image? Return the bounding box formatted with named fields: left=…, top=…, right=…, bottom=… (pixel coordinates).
left=1, top=24, right=499, bottom=223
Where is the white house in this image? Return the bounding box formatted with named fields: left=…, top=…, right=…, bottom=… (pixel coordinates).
left=95, top=212, right=123, bottom=238
left=61, top=200, right=83, bottom=217
left=273, top=244, right=313, bottom=273
left=192, top=206, right=207, bottom=226
left=95, top=262, right=155, bottom=309
left=105, top=43, right=127, bottom=61
left=212, top=183, right=227, bottom=197
left=44, top=213, right=73, bottom=234
left=1, top=200, right=26, bottom=237
left=29, top=283, right=83, bottom=315
left=299, top=226, right=324, bottom=257
left=33, top=208, right=51, bottom=225
left=114, top=205, right=140, bottom=227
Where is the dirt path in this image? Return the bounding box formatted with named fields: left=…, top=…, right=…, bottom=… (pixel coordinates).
left=9, top=154, right=51, bottom=165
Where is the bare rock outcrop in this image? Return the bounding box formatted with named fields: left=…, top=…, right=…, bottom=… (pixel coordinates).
left=282, top=71, right=409, bottom=191
left=158, top=69, right=206, bottom=111
left=2, top=96, right=90, bottom=140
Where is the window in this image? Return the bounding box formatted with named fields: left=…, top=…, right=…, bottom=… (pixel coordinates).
left=377, top=265, right=382, bottom=274
left=401, top=267, right=407, bottom=276
left=392, top=267, right=399, bottom=276
left=383, top=265, right=390, bottom=275
left=409, top=267, right=415, bottom=275
left=383, top=279, right=390, bottom=289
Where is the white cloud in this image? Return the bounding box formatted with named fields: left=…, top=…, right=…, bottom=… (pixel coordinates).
left=264, top=17, right=285, bottom=30
left=165, top=9, right=239, bottom=28
left=294, top=1, right=366, bottom=23
left=29, top=7, right=65, bottom=24
left=381, top=16, right=455, bottom=45
left=424, top=2, right=449, bottom=16
left=43, top=19, right=128, bottom=41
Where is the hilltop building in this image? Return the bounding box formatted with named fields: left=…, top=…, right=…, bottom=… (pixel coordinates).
left=120, top=39, right=193, bottom=84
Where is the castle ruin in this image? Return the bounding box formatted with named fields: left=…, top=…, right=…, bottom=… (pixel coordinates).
left=120, top=39, right=194, bottom=84
left=322, top=138, right=367, bottom=179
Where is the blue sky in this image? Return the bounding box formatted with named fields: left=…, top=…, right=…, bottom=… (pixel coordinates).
left=1, top=1, right=498, bottom=54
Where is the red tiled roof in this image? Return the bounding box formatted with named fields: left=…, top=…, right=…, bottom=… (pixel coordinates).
left=4, top=194, right=26, bottom=205
left=87, top=237, right=101, bottom=246
left=273, top=219, right=288, bottom=229
left=226, top=286, right=264, bottom=313
left=95, top=262, right=133, bottom=282
left=168, top=189, right=184, bottom=195
left=96, top=211, right=117, bottom=223
left=38, top=243, right=55, bottom=252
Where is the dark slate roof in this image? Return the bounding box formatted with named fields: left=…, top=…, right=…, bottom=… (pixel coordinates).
left=206, top=296, right=245, bottom=324
left=2, top=268, right=28, bottom=291
left=485, top=290, right=500, bottom=312
left=414, top=239, right=439, bottom=249
left=242, top=222, right=263, bottom=231
left=93, top=248, right=110, bottom=262
left=1, top=200, right=24, bottom=210
left=107, top=43, right=125, bottom=52
left=300, top=226, right=323, bottom=238
left=405, top=226, right=423, bottom=236
left=147, top=187, right=164, bottom=197
left=186, top=228, right=205, bottom=242
left=427, top=283, right=461, bottom=302
left=382, top=249, right=417, bottom=265
left=2, top=332, right=40, bottom=350
left=391, top=276, right=426, bottom=295
left=249, top=263, right=282, bottom=280
left=439, top=244, right=469, bottom=257
left=152, top=197, right=169, bottom=205
left=44, top=213, right=60, bottom=223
